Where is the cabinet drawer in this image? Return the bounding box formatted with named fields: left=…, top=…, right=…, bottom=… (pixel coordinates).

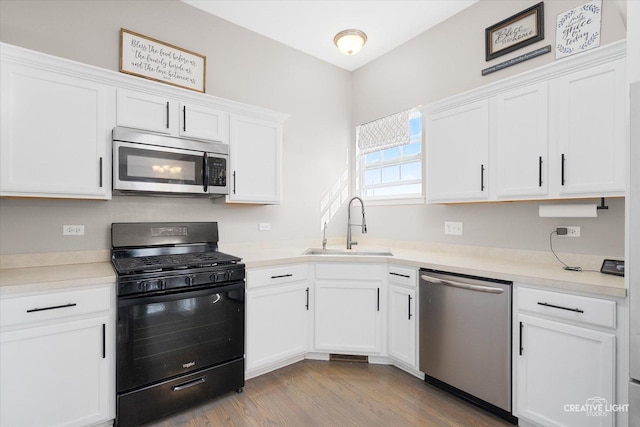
left=247, top=264, right=308, bottom=289
left=315, top=263, right=383, bottom=281
left=517, top=287, right=616, bottom=329
left=387, top=266, right=417, bottom=288
left=1, top=285, right=111, bottom=328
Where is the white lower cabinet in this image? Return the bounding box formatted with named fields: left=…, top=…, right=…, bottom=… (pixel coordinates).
left=0, top=284, right=115, bottom=427
left=515, top=286, right=616, bottom=427
left=387, top=266, right=418, bottom=369
left=314, top=263, right=383, bottom=354
left=246, top=264, right=310, bottom=377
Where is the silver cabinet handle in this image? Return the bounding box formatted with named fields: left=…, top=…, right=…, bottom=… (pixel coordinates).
left=171, top=376, right=206, bottom=392
left=420, top=275, right=504, bottom=294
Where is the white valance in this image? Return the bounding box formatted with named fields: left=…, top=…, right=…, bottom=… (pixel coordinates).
left=357, top=109, right=412, bottom=154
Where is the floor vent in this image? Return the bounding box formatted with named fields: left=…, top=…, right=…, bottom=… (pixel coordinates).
left=329, top=354, right=368, bottom=363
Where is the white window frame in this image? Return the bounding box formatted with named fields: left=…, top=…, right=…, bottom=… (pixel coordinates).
left=355, top=110, right=424, bottom=205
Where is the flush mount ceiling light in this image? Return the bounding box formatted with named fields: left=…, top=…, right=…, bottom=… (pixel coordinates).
left=333, top=29, right=367, bottom=56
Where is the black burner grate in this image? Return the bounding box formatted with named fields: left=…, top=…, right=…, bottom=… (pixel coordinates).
left=113, top=252, right=240, bottom=274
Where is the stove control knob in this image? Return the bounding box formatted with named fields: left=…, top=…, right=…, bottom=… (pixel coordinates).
left=157, top=279, right=165, bottom=290
left=185, top=275, right=194, bottom=286
left=138, top=281, right=147, bottom=292
left=225, top=270, right=233, bottom=280
left=210, top=273, right=219, bottom=283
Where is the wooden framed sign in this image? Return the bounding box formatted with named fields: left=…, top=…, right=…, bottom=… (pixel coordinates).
left=119, top=29, right=206, bottom=92
left=485, top=2, right=544, bottom=61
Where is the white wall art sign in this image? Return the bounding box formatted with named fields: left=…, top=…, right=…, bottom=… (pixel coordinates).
left=556, top=0, right=602, bottom=59
left=119, top=29, right=206, bottom=92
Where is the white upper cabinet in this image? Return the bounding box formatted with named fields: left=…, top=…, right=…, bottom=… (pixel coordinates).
left=179, top=102, right=227, bottom=142
left=550, top=59, right=626, bottom=197
left=0, top=61, right=112, bottom=199
left=116, top=88, right=228, bottom=143
left=227, top=114, right=283, bottom=204
left=426, top=99, right=490, bottom=203
left=423, top=41, right=626, bottom=204
left=493, top=82, right=548, bottom=199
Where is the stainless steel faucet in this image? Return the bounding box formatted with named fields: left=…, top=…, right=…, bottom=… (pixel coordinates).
left=322, top=221, right=328, bottom=249
left=346, top=196, right=367, bottom=249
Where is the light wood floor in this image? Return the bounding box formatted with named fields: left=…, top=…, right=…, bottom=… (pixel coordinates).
left=147, top=360, right=514, bottom=427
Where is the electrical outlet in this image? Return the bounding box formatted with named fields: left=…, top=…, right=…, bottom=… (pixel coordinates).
left=444, top=221, right=463, bottom=236
left=559, top=226, right=581, bottom=237
left=63, top=225, right=85, bottom=236
left=258, top=223, right=271, bottom=231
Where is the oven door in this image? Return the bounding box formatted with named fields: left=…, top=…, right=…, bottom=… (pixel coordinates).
left=117, top=282, right=244, bottom=393
left=113, top=141, right=228, bottom=195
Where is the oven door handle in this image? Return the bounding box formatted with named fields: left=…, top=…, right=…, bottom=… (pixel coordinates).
left=171, top=376, right=206, bottom=392
left=118, top=281, right=244, bottom=307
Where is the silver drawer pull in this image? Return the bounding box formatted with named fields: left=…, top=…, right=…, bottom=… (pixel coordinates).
left=26, top=303, right=77, bottom=313
left=171, top=376, right=206, bottom=392
left=420, top=276, right=504, bottom=294
left=537, top=302, right=584, bottom=314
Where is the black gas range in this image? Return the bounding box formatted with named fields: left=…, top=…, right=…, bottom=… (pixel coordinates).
left=112, top=222, right=245, bottom=427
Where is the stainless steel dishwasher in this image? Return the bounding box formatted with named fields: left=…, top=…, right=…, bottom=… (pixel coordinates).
left=419, top=269, right=516, bottom=424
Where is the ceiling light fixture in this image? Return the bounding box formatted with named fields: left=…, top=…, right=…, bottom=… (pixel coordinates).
left=333, top=29, right=367, bottom=56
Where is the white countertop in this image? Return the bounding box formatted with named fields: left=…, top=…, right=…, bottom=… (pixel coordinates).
left=0, top=241, right=626, bottom=298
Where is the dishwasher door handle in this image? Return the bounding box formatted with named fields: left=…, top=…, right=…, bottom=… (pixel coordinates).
left=420, top=275, right=505, bottom=294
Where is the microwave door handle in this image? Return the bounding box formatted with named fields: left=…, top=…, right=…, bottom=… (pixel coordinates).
left=203, top=152, right=209, bottom=193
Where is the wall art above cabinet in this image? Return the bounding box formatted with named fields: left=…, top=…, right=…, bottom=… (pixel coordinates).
left=422, top=41, right=626, bottom=204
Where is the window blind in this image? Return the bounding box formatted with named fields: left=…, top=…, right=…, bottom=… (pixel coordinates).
left=357, top=109, right=413, bottom=154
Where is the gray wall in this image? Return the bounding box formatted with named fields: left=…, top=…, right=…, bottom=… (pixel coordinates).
left=351, top=0, right=627, bottom=257
left=0, top=0, right=352, bottom=254
left=0, top=0, right=627, bottom=257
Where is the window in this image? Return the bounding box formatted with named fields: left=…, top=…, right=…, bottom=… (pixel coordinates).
left=356, top=110, right=422, bottom=201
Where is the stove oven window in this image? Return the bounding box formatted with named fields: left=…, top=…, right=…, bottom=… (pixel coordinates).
left=117, top=283, right=244, bottom=393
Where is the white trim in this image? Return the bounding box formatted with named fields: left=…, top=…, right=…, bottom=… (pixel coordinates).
left=422, top=40, right=626, bottom=115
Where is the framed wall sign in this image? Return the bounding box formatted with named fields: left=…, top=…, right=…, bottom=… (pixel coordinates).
left=119, top=29, right=206, bottom=93
left=555, top=0, right=602, bottom=59
left=485, top=2, right=544, bottom=61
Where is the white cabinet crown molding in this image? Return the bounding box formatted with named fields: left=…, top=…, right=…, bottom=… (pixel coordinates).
left=422, top=40, right=626, bottom=115
left=0, top=42, right=289, bottom=124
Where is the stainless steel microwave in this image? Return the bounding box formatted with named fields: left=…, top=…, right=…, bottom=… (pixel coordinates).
left=112, top=127, right=228, bottom=196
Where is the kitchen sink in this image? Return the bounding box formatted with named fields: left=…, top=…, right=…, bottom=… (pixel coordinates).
left=303, top=248, right=393, bottom=256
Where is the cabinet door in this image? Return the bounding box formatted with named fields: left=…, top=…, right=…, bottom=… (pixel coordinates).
left=116, top=88, right=172, bottom=134
left=426, top=100, right=489, bottom=202
left=0, top=63, right=110, bottom=199
left=494, top=82, right=548, bottom=199
left=517, top=314, right=615, bottom=427
left=551, top=59, right=626, bottom=196
left=179, top=102, right=228, bottom=142
left=314, top=280, right=381, bottom=354
left=0, top=316, right=111, bottom=427
left=227, top=114, right=282, bottom=204
left=246, top=283, right=310, bottom=373
left=388, top=284, right=416, bottom=367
